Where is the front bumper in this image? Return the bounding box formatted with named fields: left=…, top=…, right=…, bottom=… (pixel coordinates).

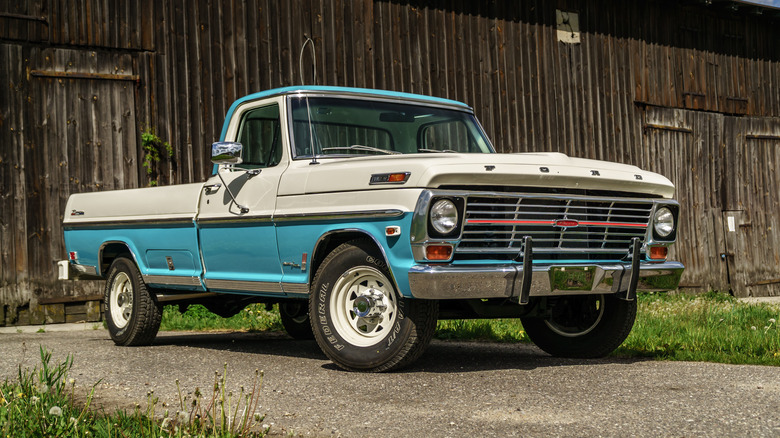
left=407, top=261, right=684, bottom=299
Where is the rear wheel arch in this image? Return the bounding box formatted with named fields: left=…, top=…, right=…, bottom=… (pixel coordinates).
left=99, top=241, right=140, bottom=276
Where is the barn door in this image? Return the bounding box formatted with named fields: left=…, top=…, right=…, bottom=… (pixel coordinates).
left=641, top=106, right=730, bottom=293
left=26, top=46, right=140, bottom=299
left=721, top=117, right=780, bottom=297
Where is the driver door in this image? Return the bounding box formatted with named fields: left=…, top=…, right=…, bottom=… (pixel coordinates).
left=197, top=100, right=287, bottom=294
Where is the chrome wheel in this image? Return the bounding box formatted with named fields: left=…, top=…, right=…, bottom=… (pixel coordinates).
left=109, top=271, right=133, bottom=329
left=544, top=295, right=605, bottom=337
left=329, top=266, right=397, bottom=347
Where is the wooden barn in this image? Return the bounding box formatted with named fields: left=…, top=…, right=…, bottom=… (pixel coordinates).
left=1, top=0, right=779, bottom=325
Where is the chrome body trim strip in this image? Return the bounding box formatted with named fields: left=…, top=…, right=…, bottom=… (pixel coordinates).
left=407, top=261, right=685, bottom=299
left=64, top=217, right=194, bottom=229
left=204, top=279, right=284, bottom=294
left=143, top=275, right=203, bottom=287
left=155, top=292, right=218, bottom=303
left=197, top=215, right=273, bottom=226
left=273, top=209, right=404, bottom=222
left=282, top=282, right=310, bottom=294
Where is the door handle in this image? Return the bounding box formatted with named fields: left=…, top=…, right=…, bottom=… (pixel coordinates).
left=204, top=183, right=222, bottom=194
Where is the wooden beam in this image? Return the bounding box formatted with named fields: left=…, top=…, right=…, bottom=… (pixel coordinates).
left=29, top=70, right=140, bottom=82
left=38, top=294, right=104, bottom=305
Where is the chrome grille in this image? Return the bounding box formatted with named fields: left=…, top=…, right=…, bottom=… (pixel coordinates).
left=457, top=194, right=653, bottom=261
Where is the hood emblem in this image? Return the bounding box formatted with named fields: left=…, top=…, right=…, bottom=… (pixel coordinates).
left=554, top=219, right=579, bottom=228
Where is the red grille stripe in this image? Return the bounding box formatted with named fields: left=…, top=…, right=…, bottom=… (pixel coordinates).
left=466, top=219, right=647, bottom=228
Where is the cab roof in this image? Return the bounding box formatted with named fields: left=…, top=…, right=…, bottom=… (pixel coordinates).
left=220, top=86, right=471, bottom=141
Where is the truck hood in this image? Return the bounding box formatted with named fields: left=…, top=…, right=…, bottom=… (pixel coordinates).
left=278, top=152, right=676, bottom=198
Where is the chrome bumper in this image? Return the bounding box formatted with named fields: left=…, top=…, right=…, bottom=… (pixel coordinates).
left=407, top=261, right=685, bottom=300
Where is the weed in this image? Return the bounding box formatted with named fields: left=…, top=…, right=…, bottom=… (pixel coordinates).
left=1, top=347, right=269, bottom=436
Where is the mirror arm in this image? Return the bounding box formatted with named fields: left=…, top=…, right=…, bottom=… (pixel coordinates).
left=215, top=167, right=250, bottom=214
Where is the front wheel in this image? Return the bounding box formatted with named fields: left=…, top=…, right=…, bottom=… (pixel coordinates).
left=520, top=294, right=636, bottom=358
left=310, top=240, right=438, bottom=372
left=104, top=257, right=162, bottom=346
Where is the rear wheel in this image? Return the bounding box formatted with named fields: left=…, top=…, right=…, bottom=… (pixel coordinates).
left=104, top=257, right=162, bottom=346
left=279, top=301, right=314, bottom=340
left=310, top=239, right=438, bottom=372
left=521, top=294, right=636, bottom=358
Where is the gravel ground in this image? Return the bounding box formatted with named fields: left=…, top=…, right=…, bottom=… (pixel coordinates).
left=1, top=328, right=779, bottom=437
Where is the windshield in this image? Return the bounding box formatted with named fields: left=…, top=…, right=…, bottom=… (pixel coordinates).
left=288, top=96, right=494, bottom=158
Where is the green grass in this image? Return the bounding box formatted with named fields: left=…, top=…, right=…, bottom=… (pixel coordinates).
left=160, top=303, right=283, bottom=332
left=1, top=347, right=269, bottom=437
left=159, top=292, right=780, bottom=366
left=616, top=291, right=780, bottom=365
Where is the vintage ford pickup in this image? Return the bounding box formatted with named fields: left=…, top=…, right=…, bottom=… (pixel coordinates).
left=60, top=86, right=683, bottom=371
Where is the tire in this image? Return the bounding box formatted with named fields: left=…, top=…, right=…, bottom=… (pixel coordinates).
left=279, top=301, right=314, bottom=340
left=104, top=257, right=162, bottom=346
left=309, top=239, right=438, bottom=372
left=520, top=294, right=636, bottom=358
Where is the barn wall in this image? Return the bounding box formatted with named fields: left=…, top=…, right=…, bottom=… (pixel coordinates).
left=2, top=0, right=779, bottom=324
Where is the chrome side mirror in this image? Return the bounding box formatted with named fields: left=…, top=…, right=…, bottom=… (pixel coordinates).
left=211, top=142, right=243, bottom=165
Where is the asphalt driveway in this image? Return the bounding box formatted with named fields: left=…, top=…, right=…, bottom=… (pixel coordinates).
left=1, top=328, right=778, bottom=437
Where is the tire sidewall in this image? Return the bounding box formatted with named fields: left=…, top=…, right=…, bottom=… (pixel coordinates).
left=104, top=258, right=140, bottom=344
left=311, top=244, right=413, bottom=370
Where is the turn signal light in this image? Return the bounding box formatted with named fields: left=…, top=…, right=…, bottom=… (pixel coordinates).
left=426, top=245, right=453, bottom=261
left=648, top=246, right=668, bottom=260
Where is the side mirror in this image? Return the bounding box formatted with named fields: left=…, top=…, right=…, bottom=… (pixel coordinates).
left=211, top=142, right=243, bottom=165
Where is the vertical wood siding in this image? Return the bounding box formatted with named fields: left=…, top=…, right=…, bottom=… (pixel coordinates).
left=2, top=0, right=779, bottom=323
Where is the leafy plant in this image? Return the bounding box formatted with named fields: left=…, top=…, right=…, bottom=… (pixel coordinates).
left=141, top=129, right=173, bottom=186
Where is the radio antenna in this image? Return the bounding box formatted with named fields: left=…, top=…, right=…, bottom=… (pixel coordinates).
left=299, top=35, right=317, bottom=85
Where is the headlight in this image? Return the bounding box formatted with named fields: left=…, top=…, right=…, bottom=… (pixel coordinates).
left=430, top=199, right=459, bottom=235
left=653, top=207, right=674, bottom=238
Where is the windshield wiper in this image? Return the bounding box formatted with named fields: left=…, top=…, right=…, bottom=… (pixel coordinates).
left=417, top=148, right=458, bottom=153
left=321, top=145, right=401, bottom=155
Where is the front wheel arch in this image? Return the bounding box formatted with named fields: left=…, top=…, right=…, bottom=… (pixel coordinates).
left=310, top=229, right=400, bottom=292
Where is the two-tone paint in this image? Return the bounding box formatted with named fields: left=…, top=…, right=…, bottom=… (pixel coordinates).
left=62, top=86, right=684, bottom=302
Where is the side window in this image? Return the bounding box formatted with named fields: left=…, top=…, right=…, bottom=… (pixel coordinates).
left=236, top=104, right=282, bottom=167
left=421, top=120, right=476, bottom=152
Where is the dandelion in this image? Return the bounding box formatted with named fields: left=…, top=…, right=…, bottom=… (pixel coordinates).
left=39, top=384, right=49, bottom=393
left=68, top=378, right=75, bottom=385
left=770, top=318, right=777, bottom=324
left=751, top=326, right=757, bottom=330
left=30, top=396, right=39, bottom=404
left=177, top=410, right=188, bottom=423
left=70, top=417, right=78, bottom=427
left=49, top=406, right=63, bottom=417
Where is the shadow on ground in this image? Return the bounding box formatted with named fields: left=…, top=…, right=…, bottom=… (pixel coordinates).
left=132, top=330, right=649, bottom=374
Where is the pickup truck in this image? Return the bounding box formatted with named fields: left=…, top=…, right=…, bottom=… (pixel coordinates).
left=60, top=86, right=684, bottom=372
